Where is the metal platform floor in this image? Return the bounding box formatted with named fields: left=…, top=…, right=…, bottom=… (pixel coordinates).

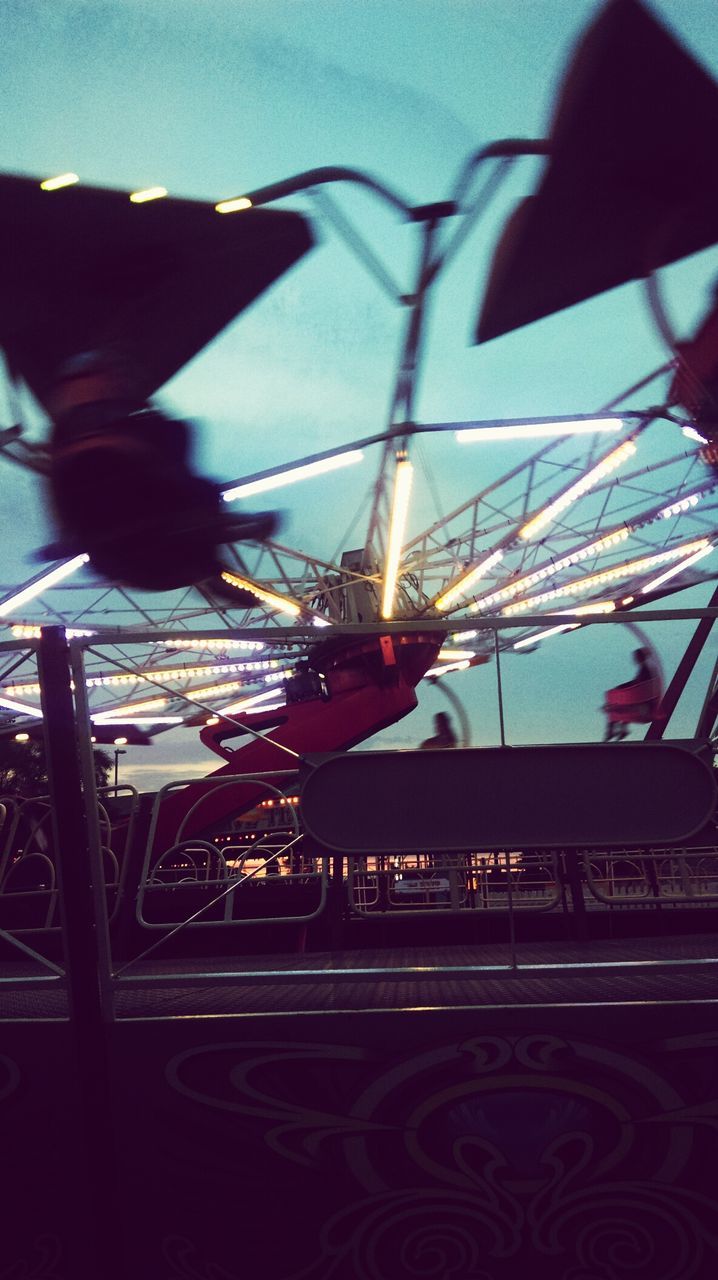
left=3, top=930, right=718, bottom=1019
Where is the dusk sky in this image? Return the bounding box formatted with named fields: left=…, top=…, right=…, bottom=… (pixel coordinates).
left=2, top=0, right=718, bottom=790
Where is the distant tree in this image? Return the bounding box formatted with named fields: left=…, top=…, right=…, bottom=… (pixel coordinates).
left=0, top=737, right=113, bottom=797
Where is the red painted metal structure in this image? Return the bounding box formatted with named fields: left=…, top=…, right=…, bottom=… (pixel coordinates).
left=153, top=631, right=441, bottom=850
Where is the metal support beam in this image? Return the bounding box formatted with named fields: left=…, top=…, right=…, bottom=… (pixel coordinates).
left=645, top=583, right=718, bottom=739
left=37, top=625, right=124, bottom=1279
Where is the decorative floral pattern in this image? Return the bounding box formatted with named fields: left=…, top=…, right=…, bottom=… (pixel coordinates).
left=164, top=1031, right=718, bottom=1279
left=0, top=1236, right=63, bottom=1280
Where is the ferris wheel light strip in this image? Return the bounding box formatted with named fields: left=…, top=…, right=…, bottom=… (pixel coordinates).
left=456, top=416, right=624, bottom=443
left=0, top=694, right=44, bottom=718
left=640, top=543, right=714, bottom=594
left=93, top=696, right=168, bottom=720
left=512, top=601, right=616, bottom=649
left=40, top=172, right=79, bottom=190
left=129, top=186, right=168, bottom=203
left=683, top=426, right=708, bottom=444
left=513, top=624, right=580, bottom=649
left=518, top=440, right=637, bottom=541
left=426, top=659, right=471, bottom=676
left=11, top=624, right=96, bottom=639
left=157, top=638, right=265, bottom=652
left=658, top=492, right=702, bottom=519
left=554, top=601, right=617, bottom=616
left=0, top=555, right=90, bottom=618
left=381, top=459, right=414, bottom=620
left=435, top=549, right=505, bottom=611
left=470, top=527, right=631, bottom=612
left=220, top=687, right=287, bottom=715
left=222, top=450, right=364, bottom=501
left=501, top=539, right=712, bottom=615
left=2, top=659, right=283, bottom=698
left=93, top=716, right=184, bottom=726
left=220, top=571, right=303, bottom=618
left=215, top=196, right=253, bottom=214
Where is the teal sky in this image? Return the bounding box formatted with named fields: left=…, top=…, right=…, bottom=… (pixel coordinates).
left=2, top=0, right=718, bottom=789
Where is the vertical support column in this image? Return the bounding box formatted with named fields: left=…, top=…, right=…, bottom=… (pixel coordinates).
left=645, top=585, right=718, bottom=739
left=37, top=625, right=124, bottom=1279
left=69, top=638, right=116, bottom=1020
left=494, top=630, right=507, bottom=746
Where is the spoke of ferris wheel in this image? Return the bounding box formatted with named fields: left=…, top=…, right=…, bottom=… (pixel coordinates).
left=412, top=416, right=704, bottom=598
left=430, top=480, right=718, bottom=619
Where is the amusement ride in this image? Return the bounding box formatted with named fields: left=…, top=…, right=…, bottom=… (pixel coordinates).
left=2, top=0, right=718, bottom=823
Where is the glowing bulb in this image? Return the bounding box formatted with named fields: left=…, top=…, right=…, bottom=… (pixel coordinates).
left=435, top=549, right=504, bottom=611
left=641, top=543, right=714, bottom=593
left=0, top=696, right=43, bottom=718
left=381, top=459, right=414, bottom=620
left=683, top=426, right=708, bottom=444
left=93, top=697, right=167, bottom=721
left=501, top=539, right=710, bottom=615
left=223, top=450, right=363, bottom=501
left=456, top=416, right=623, bottom=443
left=0, top=555, right=89, bottom=618
left=129, top=186, right=168, bottom=203
left=215, top=196, right=253, bottom=213
left=14, top=732, right=30, bottom=743
left=40, top=172, right=79, bottom=190
left=220, top=571, right=303, bottom=618
left=518, top=440, right=636, bottom=541
left=513, top=624, right=579, bottom=649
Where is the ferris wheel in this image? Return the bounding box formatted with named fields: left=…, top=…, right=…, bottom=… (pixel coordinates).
left=2, top=0, right=718, bottom=758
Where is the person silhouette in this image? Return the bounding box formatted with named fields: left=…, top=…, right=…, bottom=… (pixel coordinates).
left=420, top=711, right=458, bottom=749
left=604, top=647, right=659, bottom=741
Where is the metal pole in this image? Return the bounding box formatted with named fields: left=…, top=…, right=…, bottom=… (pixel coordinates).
left=645, top=583, right=718, bottom=739
left=69, top=639, right=117, bottom=1021
left=37, top=625, right=124, bottom=1279
left=494, top=631, right=507, bottom=746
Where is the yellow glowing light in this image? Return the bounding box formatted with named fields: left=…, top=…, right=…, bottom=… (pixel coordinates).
left=435, top=549, right=504, bottom=611
left=93, top=697, right=167, bottom=721
left=129, top=186, right=168, bottom=203
left=223, top=450, right=364, bottom=501
left=0, top=555, right=90, bottom=618
left=221, top=689, right=287, bottom=715
left=381, top=459, right=414, bottom=620
left=426, top=659, right=471, bottom=676
left=113, top=737, right=128, bottom=746
left=220, top=571, right=303, bottom=618
left=513, top=624, right=579, bottom=649
left=437, top=649, right=475, bottom=661
left=456, top=417, right=623, bottom=443
left=0, top=695, right=43, bottom=718
left=40, top=172, right=79, bottom=191
left=11, top=623, right=95, bottom=639
left=470, top=527, right=632, bottom=613
left=555, top=601, right=616, bottom=616
left=14, top=732, right=30, bottom=743
left=157, top=638, right=264, bottom=652
left=215, top=196, right=253, bottom=214
left=502, top=539, right=711, bottom=615
left=641, top=543, right=714, bottom=594
left=518, top=440, right=637, bottom=541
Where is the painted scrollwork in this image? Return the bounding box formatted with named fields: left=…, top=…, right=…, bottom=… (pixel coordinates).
left=0, top=1235, right=63, bottom=1280
left=165, top=1031, right=718, bottom=1278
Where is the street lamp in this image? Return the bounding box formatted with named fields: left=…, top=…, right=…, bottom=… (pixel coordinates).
left=112, top=740, right=127, bottom=788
